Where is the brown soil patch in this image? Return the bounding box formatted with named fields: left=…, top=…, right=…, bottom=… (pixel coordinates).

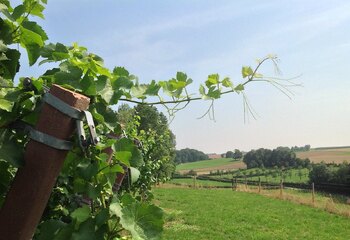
left=297, top=149, right=350, bottom=164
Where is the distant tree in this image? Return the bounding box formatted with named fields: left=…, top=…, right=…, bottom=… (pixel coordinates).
left=309, top=163, right=333, bottom=184
left=225, top=151, right=234, bottom=158
left=175, top=148, right=208, bottom=164
left=233, top=149, right=243, bottom=160
left=243, top=147, right=309, bottom=169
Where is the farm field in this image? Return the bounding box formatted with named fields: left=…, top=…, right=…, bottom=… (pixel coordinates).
left=296, top=147, right=350, bottom=163
left=176, top=158, right=245, bottom=174
left=154, top=187, right=350, bottom=240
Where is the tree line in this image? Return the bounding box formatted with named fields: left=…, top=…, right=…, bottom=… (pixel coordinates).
left=175, top=148, right=209, bottom=164
left=243, top=147, right=311, bottom=169
left=309, top=162, right=350, bottom=185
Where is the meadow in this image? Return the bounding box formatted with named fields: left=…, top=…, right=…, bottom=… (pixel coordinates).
left=176, top=158, right=243, bottom=171
left=154, top=187, right=350, bottom=240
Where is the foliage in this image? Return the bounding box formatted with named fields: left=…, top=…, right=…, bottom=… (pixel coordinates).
left=117, top=104, right=176, bottom=200
left=309, top=162, right=350, bottom=184
left=243, top=147, right=311, bottom=169
left=225, top=150, right=234, bottom=158
left=233, top=149, right=243, bottom=160
left=291, top=144, right=311, bottom=152
left=0, top=1, right=294, bottom=239
left=175, top=148, right=209, bottom=164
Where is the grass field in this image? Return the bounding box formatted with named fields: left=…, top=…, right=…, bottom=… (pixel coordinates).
left=176, top=158, right=238, bottom=171
left=296, top=147, right=350, bottom=163
left=176, top=158, right=245, bottom=174
left=154, top=187, right=350, bottom=240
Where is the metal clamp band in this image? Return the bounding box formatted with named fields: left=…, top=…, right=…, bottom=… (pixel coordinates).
left=29, top=128, right=73, bottom=150
left=42, top=93, right=83, bottom=120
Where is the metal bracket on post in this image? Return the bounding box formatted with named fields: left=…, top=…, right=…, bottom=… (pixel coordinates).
left=76, top=111, right=99, bottom=151
left=42, top=92, right=99, bottom=151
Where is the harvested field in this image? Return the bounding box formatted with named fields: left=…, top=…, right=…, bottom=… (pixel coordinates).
left=297, top=147, right=350, bottom=163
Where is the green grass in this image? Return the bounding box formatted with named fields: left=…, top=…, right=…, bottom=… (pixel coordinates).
left=169, top=178, right=231, bottom=187
left=176, top=158, right=239, bottom=171
left=154, top=187, right=350, bottom=240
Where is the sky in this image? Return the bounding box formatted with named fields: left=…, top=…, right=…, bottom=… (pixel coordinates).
left=18, top=0, right=350, bottom=153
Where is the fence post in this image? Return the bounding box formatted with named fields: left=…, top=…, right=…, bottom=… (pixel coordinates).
left=312, top=182, right=315, bottom=205
left=279, top=179, right=283, bottom=198
left=258, top=177, right=261, bottom=193
left=193, top=176, right=197, bottom=189
left=0, top=85, right=90, bottom=240
left=232, top=177, right=234, bottom=191
left=245, top=176, right=248, bottom=190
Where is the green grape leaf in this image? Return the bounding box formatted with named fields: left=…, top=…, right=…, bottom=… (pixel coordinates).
left=11, top=4, right=25, bottom=20
left=145, top=80, right=161, bottom=96
left=207, top=87, right=221, bottom=99
left=24, top=0, right=45, bottom=19
left=0, top=39, right=7, bottom=52
left=113, top=66, right=129, bottom=76
left=95, top=209, right=109, bottom=228
left=114, top=138, right=143, bottom=167
left=1, top=48, right=20, bottom=80
left=0, top=98, right=13, bottom=112
left=205, top=74, right=219, bottom=87
left=22, top=21, right=48, bottom=41
left=110, top=197, right=164, bottom=240
left=96, top=76, right=113, bottom=103
left=80, top=73, right=96, bottom=96
left=113, top=76, right=133, bottom=89
left=129, top=167, right=140, bottom=184
left=25, top=44, right=41, bottom=66
left=20, top=26, right=44, bottom=47
left=176, top=72, right=187, bottom=82
left=235, top=84, right=244, bottom=91
left=0, top=129, right=24, bottom=167
left=71, top=218, right=96, bottom=240
left=71, top=206, right=91, bottom=223
left=78, top=162, right=99, bottom=181
left=222, top=77, right=233, bottom=88
left=242, top=66, right=253, bottom=78
left=0, top=18, right=15, bottom=45
left=115, top=151, right=132, bottom=164
left=36, top=220, right=67, bottom=240
left=131, top=85, right=147, bottom=99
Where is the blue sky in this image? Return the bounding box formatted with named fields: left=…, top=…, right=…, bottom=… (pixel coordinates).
left=19, top=0, right=350, bottom=153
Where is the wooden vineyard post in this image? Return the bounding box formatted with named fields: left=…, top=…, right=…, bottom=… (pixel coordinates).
left=312, top=182, right=315, bottom=205
left=0, top=85, right=90, bottom=240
